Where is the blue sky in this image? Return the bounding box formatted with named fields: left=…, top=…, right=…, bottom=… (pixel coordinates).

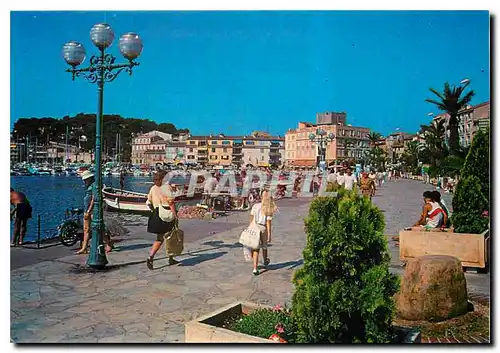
left=10, top=11, right=490, bottom=137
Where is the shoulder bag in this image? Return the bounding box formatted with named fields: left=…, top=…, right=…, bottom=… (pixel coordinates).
left=239, top=221, right=261, bottom=250
left=165, top=221, right=184, bottom=256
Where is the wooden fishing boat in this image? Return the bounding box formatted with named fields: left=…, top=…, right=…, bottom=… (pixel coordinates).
left=102, top=185, right=205, bottom=213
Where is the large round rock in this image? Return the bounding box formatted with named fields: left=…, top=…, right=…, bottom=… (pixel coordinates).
left=396, top=255, right=468, bottom=322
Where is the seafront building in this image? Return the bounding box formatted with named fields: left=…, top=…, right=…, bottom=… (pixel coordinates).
left=130, top=131, right=285, bottom=167
left=432, top=101, right=490, bottom=148
left=130, top=130, right=173, bottom=165
left=285, top=112, right=370, bottom=168
left=10, top=140, right=93, bottom=165
left=383, top=132, right=415, bottom=164
left=185, top=133, right=285, bottom=167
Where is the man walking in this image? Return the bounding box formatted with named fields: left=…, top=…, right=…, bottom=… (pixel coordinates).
left=120, top=171, right=125, bottom=192
left=10, top=187, right=32, bottom=246
left=343, top=168, right=358, bottom=191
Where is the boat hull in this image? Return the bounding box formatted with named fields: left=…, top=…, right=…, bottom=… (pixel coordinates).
left=102, top=187, right=204, bottom=214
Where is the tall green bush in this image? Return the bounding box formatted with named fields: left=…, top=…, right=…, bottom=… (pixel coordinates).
left=292, top=189, right=399, bottom=343
left=459, top=128, right=490, bottom=198
left=451, top=128, right=490, bottom=233
left=451, top=176, right=489, bottom=234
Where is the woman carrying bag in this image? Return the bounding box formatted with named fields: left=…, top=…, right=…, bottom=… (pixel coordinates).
left=146, top=170, right=179, bottom=270
left=240, top=189, right=277, bottom=276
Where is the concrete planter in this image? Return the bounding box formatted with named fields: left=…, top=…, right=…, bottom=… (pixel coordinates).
left=400, top=228, right=490, bottom=271
left=185, top=301, right=421, bottom=343
left=185, top=301, right=276, bottom=343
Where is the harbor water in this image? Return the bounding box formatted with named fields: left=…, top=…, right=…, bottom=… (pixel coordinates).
left=10, top=175, right=170, bottom=243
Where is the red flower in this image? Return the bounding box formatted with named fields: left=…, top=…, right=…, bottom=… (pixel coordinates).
left=275, top=323, right=285, bottom=333
left=482, top=210, right=489, bottom=218
left=269, top=334, right=287, bottom=343
left=272, top=304, right=283, bottom=312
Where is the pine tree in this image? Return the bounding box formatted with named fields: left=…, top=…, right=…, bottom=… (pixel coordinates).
left=292, top=189, right=399, bottom=343
left=451, top=128, right=490, bottom=233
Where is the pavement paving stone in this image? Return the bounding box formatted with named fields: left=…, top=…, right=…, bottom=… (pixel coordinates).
left=10, top=180, right=489, bottom=343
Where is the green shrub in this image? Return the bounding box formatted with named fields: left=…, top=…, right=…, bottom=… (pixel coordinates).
left=451, top=175, right=489, bottom=234
left=452, top=128, right=490, bottom=233
left=292, top=189, right=399, bottom=343
left=228, top=306, right=296, bottom=342
left=459, top=128, right=490, bottom=199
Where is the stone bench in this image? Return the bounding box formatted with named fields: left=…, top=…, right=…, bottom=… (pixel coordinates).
left=399, top=227, right=490, bottom=270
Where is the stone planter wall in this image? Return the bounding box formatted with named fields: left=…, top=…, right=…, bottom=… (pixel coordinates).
left=185, top=301, right=421, bottom=343
left=399, top=229, right=489, bottom=269
left=185, top=302, right=277, bottom=343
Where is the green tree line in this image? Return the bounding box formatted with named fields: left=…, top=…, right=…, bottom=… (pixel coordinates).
left=11, top=113, right=189, bottom=162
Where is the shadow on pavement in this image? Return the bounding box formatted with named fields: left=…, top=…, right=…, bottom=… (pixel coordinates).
left=114, top=243, right=151, bottom=252
left=178, top=251, right=228, bottom=267
left=201, top=240, right=242, bottom=249
left=262, top=259, right=303, bottom=272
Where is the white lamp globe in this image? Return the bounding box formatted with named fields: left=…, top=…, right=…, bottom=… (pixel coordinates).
left=90, top=23, right=115, bottom=50
left=119, top=32, right=143, bottom=60
left=62, top=41, right=86, bottom=67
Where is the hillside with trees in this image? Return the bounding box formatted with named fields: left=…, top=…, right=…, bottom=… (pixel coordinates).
left=11, top=113, right=189, bottom=162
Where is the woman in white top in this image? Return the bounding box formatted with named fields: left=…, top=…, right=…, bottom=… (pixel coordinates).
left=413, top=191, right=444, bottom=228
left=248, top=189, right=276, bottom=275
left=146, top=170, right=179, bottom=270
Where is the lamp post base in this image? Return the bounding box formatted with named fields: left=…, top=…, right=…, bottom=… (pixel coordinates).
left=86, top=219, right=108, bottom=269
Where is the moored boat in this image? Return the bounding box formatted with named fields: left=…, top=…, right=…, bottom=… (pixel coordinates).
left=102, top=186, right=205, bottom=214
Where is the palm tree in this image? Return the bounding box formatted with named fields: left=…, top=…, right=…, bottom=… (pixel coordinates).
left=425, top=81, right=475, bottom=155
left=419, top=120, right=448, bottom=167
left=420, top=120, right=446, bottom=153
left=367, top=132, right=382, bottom=147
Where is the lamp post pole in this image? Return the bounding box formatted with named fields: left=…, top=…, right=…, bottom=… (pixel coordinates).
left=63, top=24, right=143, bottom=269
left=309, top=128, right=335, bottom=170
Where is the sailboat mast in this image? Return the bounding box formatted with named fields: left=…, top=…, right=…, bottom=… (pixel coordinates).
left=65, top=124, right=69, bottom=165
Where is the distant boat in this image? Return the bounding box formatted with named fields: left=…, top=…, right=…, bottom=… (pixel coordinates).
left=102, top=185, right=204, bottom=214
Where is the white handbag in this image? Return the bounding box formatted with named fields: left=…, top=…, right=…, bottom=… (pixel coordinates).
left=158, top=204, right=175, bottom=223
left=156, top=185, right=176, bottom=223
left=239, top=221, right=262, bottom=250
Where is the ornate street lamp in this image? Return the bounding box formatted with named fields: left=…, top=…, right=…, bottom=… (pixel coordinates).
left=63, top=24, right=143, bottom=269
left=309, top=128, right=335, bottom=168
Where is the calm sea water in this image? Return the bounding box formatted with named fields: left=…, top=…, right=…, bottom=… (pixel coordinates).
left=10, top=175, right=158, bottom=242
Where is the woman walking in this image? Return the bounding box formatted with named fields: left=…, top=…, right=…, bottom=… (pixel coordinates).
left=247, top=189, right=277, bottom=276
left=359, top=172, right=376, bottom=200
left=146, top=170, right=179, bottom=270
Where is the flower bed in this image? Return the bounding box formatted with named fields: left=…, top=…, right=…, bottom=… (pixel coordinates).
left=184, top=301, right=421, bottom=343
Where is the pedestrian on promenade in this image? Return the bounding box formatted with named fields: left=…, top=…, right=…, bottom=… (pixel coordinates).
left=326, top=168, right=338, bottom=191
left=203, top=172, right=218, bottom=205
left=146, top=170, right=179, bottom=270
left=369, top=170, right=377, bottom=183
left=248, top=189, right=276, bottom=276
left=120, top=172, right=125, bottom=192
left=359, top=172, right=376, bottom=199
left=10, top=187, right=32, bottom=246
left=343, top=168, right=357, bottom=191
left=376, top=171, right=383, bottom=187
left=336, top=169, right=345, bottom=188
left=75, top=171, right=94, bottom=254
left=413, top=191, right=445, bottom=229
left=75, top=171, right=113, bottom=254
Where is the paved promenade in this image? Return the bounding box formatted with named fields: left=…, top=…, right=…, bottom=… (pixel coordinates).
left=10, top=179, right=489, bottom=343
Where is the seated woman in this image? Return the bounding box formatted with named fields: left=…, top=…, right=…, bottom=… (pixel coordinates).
left=431, top=190, right=450, bottom=228
left=413, top=191, right=445, bottom=228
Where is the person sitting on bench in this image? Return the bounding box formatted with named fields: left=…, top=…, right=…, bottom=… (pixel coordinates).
left=413, top=191, right=445, bottom=228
